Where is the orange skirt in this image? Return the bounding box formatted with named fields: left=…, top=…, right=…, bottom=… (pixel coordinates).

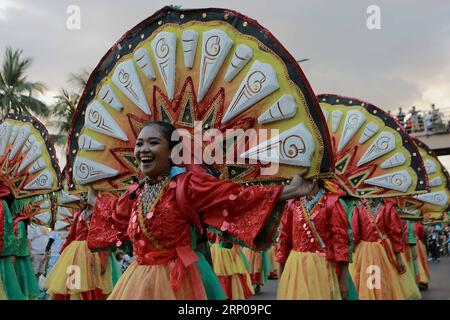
left=415, top=241, right=430, bottom=285
left=210, top=244, right=254, bottom=299
left=44, top=241, right=102, bottom=297
left=277, top=250, right=341, bottom=300
left=398, top=251, right=421, bottom=300
left=107, top=261, right=207, bottom=300
left=349, top=241, right=404, bottom=300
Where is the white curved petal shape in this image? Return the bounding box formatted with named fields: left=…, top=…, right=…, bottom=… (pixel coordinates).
left=224, top=44, right=253, bottom=82
left=34, top=211, right=52, bottom=224
left=112, top=60, right=151, bottom=114
left=57, top=206, right=73, bottom=217
left=99, top=84, right=123, bottom=111
left=338, top=110, right=366, bottom=152
left=358, top=122, right=379, bottom=144
left=39, top=199, right=51, bottom=209
left=151, top=32, right=177, bottom=100
left=331, top=110, right=343, bottom=133
left=18, top=141, right=42, bottom=173
left=380, top=152, right=406, bottom=169
left=74, top=156, right=119, bottom=184
left=28, top=157, right=46, bottom=174
left=364, top=170, right=412, bottom=192
left=0, top=122, right=12, bottom=156
left=240, top=123, right=315, bottom=167
left=55, top=221, right=70, bottom=231
left=24, top=169, right=54, bottom=190
left=223, top=61, right=279, bottom=123
left=134, top=47, right=156, bottom=80
left=258, top=95, right=297, bottom=124
left=428, top=177, right=442, bottom=188
left=198, top=29, right=233, bottom=101
left=85, top=101, right=128, bottom=141
left=60, top=192, right=80, bottom=204
left=357, top=131, right=396, bottom=166
left=424, top=159, right=437, bottom=175
left=182, top=30, right=198, bottom=69
left=78, top=134, right=105, bottom=151
left=9, top=125, right=19, bottom=144
left=9, top=124, right=31, bottom=161
left=414, top=191, right=448, bottom=207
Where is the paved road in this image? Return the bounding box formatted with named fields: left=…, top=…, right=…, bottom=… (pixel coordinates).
left=422, top=256, right=450, bottom=300
left=250, top=257, right=450, bottom=300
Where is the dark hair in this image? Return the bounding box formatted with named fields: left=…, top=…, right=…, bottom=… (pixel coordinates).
left=141, top=121, right=180, bottom=150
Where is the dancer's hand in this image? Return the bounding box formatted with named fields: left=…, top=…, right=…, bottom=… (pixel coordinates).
left=280, top=169, right=317, bottom=201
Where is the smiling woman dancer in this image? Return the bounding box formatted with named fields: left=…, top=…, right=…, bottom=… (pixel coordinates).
left=89, top=121, right=316, bottom=300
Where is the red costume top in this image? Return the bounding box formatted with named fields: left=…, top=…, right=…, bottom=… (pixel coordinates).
left=351, top=198, right=403, bottom=253
left=413, top=222, right=425, bottom=242
left=276, top=190, right=350, bottom=264
left=93, top=169, right=283, bottom=296
left=59, top=209, right=89, bottom=253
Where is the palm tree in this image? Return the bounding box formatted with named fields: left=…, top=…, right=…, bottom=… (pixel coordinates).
left=49, top=70, right=89, bottom=145
left=0, top=47, right=48, bottom=119
left=48, top=89, right=79, bottom=144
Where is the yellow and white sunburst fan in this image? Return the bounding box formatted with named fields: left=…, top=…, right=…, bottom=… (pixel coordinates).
left=66, top=6, right=333, bottom=191
left=12, top=194, right=55, bottom=227
left=0, top=114, right=62, bottom=199
left=318, top=94, right=428, bottom=198
left=397, top=138, right=450, bottom=214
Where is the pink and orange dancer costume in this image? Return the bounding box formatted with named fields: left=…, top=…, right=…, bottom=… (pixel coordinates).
left=209, top=232, right=254, bottom=300
left=413, top=221, right=430, bottom=288
left=397, top=219, right=421, bottom=299
left=94, top=166, right=283, bottom=300
left=349, top=198, right=407, bottom=299
left=44, top=205, right=108, bottom=300
left=276, top=187, right=350, bottom=299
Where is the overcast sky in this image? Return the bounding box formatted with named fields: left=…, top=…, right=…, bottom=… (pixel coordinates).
left=1, top=0, right=450, bottom=168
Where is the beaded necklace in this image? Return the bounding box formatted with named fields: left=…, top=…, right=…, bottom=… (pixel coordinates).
left=137, top=175, right=171, bottom=250
left=298, top=189, right=327, bottom=251
left=301, top=189, right=325, bottom=215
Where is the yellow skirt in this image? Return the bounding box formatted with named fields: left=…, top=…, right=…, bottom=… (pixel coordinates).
left=108, top=261, right=207, bottom=300
left=398, top=251, right=421, bottom=300
left=349, top=240, right=404, bottom=300
left=210, top=244, right=254, bottom=299
left=0, top=278, right=6, bottom=300
left=268, top=245, right=279, bottom=277
left=415, top=241, right=430, bottom=285
left=277, top=250, right=341, bottom=300
left=97, top=254, right=114, bottom=295
left=44, top=240, right=101, bottom=295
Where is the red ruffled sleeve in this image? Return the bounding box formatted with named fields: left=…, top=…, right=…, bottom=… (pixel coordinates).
left=384, top=199, right=403, bottom=253
left=60, top=211, right=79, bottom=253
left=88, top=193, right=129, bottom=249
left=276, top=200, right=294, bottom=264
left=94, top=185, right=138, bottom=244
left=185, top=172, right=284, bottom=251
left=330, top=197, right=350, bottom=262
left=351, top=204, right=361, bottom=251
left=414, top=222, right=425, bottom=241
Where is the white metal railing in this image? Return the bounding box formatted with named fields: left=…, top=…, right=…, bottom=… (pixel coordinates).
left=393, top=107, right=450, bottom=135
